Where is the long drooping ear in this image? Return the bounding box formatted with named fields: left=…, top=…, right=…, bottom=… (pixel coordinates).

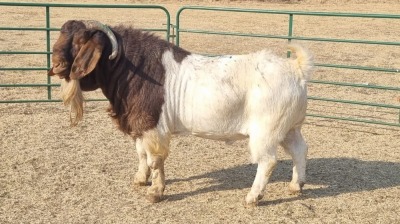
left=70, top=36, right=104, bottom=80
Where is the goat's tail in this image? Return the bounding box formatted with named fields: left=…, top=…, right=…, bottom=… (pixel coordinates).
left=288, top=43, right=314, bottom=81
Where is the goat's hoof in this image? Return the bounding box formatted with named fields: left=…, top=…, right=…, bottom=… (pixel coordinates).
left=133, top=177, right=148, bottom=187
left=133, top=180, right=148, bottom=187
left=146, top=193, right=163, bottom=203
left=244, top=200, right=259, bottom=207
left=244, top=195, right=260, bottom=207
left=146, top=186, right=164, bottom=203
left=133, top=173, right=149, bottom=186
left=288, top=182, right=304, bottom=195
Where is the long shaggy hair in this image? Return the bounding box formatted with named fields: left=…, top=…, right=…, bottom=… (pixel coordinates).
left=61, top=79, right=84, bottom=126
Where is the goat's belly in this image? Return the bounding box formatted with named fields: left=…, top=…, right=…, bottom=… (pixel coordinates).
left=191, top=131, right=248, bottom=141
left=170, top=111, right=248, bottom=141
left=183, top=113, right=249, bottom=141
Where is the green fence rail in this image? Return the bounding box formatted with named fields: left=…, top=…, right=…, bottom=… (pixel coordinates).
left=0, top=2, right=170, bottom=103
left=1, top=3, right=399, bottom=127
left=175, top=6, right=400, bottom=127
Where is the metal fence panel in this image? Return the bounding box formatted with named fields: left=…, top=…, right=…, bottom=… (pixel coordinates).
left=0, top=2, right=170, bottom=103
left=1, top=3, right=399, bottom=127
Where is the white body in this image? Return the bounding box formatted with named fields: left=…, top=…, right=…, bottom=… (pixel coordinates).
left=135, top=45, right=312, bottom=206
left=161, top=49, right=307, bottom=161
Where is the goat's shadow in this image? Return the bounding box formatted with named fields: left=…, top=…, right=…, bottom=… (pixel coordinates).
left=165, top=158, right=400, bottom=206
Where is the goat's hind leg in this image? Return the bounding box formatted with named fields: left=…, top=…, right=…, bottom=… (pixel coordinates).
left=280, top=128, right=308, bottom=194
left=245, top=133, right=278, bottom=207
left=133, top=138, right=151, bottom=186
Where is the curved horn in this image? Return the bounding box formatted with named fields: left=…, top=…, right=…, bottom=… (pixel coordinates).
left=82, top=20, right=118, bottom=60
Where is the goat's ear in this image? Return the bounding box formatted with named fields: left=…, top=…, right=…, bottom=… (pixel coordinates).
left=70, top=37, right=103, bottom=80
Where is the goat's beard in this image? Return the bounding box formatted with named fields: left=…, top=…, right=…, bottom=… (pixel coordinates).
left=61, top=79, right=84, bottom=126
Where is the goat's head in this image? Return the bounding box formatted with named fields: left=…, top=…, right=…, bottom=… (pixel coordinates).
left=48, top=20, right=118, bottom=80
left=48, top=20, right=118, bottom=126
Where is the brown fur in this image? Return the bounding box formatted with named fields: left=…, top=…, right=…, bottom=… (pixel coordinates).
left=49, top=20, right=191, bottom=137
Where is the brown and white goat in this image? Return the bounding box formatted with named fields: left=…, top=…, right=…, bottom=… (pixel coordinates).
left=48, top=20, right=313, bottom=206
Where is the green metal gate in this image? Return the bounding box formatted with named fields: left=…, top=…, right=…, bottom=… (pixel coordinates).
left=0, top=2, right=170, bottom=103
left=175, top=6, right=400, bottom=127
left=1, top=3, right=399, bottom=127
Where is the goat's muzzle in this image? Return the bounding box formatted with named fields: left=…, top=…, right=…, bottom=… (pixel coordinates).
left=47, top=68, right=56, bottom=76
left=48, top=62, right=70, bottom=79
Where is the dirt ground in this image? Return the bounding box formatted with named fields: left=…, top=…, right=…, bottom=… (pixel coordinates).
left=1, top=0, right=400, bottom=223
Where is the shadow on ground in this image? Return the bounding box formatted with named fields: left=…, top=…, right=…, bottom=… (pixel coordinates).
left=166, top=158, right=400, bottom=205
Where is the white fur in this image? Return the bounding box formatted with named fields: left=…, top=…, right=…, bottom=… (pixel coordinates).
left=137, top=45, right=312, bottom=205
left=160, top=48, right=308, bottom=158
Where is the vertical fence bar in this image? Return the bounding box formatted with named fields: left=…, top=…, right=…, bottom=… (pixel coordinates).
left=287, top=14, right=294, bottom=58
left=175, top=11, right=180, bottom=46
left=46, top=6, right=51, bottom=100
left=166, top=16, right=171, bottom=42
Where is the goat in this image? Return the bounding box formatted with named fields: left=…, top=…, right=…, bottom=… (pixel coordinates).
left=48, top=20, right=313, bottom=206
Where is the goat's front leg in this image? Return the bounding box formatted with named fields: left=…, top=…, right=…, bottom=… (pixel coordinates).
left=146, top=155, right=166, bottom=203
left=141, top=129, right=170, bottom=203
left=133, top=138, right=150, bottom=186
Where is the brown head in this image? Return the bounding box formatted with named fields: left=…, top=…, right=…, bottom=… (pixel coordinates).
left=48, top=20, right=117, bottom=80
left=48, top=20, right=118, bottom=126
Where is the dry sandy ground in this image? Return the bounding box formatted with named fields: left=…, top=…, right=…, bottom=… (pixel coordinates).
left=1, top=0, right=400, bottom=223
